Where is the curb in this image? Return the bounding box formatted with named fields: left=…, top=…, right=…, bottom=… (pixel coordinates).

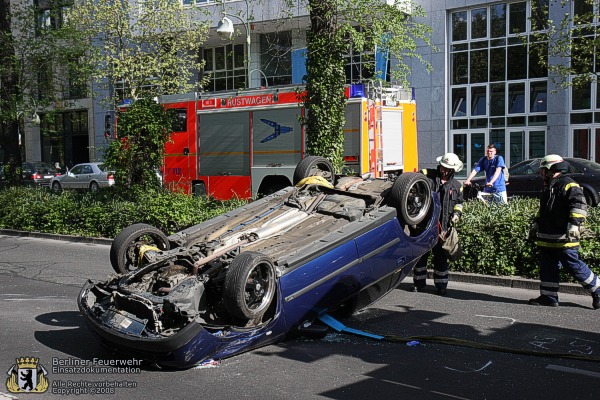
left=0, top=229, right=589, bottom=297
left=0, top=229, right=113, bottom=246
left=445, top=271, right=588, bottom=296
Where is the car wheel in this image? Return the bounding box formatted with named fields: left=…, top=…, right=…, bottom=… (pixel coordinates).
left=293, top=156, right=335, bottom=186
left=109, top=223, right=170, bottom=274
left=51, top=181, right=62, bottom=193
left=223, top=251, right=277, bottom=321
left=388, top=172, right=432, bottom=225
left=89, top=181, right=100, bottom=192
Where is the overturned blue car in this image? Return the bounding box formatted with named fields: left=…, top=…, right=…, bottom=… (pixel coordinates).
left=78, top=157, right=440, bottom=369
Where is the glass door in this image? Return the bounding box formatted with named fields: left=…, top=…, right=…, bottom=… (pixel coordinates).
left=572, top=127, right=600, bottom=162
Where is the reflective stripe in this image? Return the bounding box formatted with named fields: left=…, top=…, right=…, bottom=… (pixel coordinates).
left=414, top=266, right=427, bottom=273
left=584, top=273, right=595, bottom=285
left=590, top=282, right=600, bottom=292
left=413, top=275, right=427, bottom=281
left=540, top=289, right=559, bottom=297
left=434, top=278, right=448, bottom=284
left=565, top=182, right=580, bottom=191
left=570, top=211, right=587, bottom=218
left=434, top=271, right=448, bottom=277
left=535, top=241, right=580, bottom=248
left=541, top=281, right=560, bottom=288
left=537, top=232, right=567, bottom=240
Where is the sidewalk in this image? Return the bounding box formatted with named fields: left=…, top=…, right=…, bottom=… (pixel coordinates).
left=0, top=228, right=589, bottom=296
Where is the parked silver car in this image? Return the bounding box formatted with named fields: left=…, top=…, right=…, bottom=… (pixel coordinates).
left=50, top=162, right=115, bottom=192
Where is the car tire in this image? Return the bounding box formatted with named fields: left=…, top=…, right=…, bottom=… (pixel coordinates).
left=388, top=172, right=432, bottom=225
left=223, top=251, right=277, bottom=321
left=89, top=181, right=100, bottom=192
left=51, top=181, right=62, bottom=193
left=293, top=156, right=335, bottom=186
left=109, top=223, right=170, bottom=274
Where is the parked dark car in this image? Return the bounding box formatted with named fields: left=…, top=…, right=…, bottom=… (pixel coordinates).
left=78, top=156, right=440, bottom=369
left=465, top=157, right=600, bottom=206
left=50, top=162, right=115, bottom=192
left=21, top=162, right=61, bottom=187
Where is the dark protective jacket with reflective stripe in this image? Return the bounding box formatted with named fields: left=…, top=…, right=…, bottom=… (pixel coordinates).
left=536, top=173, right=587, bottom=248
left=421, top=167, right=464, bottom=232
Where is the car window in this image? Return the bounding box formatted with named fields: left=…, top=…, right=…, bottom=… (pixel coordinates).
left=32, top=163, right=58, bottom=174
left=21, top=163, right=33, bottom=173
left=97, top=164, right=107, bottom=172
left=82, top=165, right=93, bottom=174
left=510, top=159, right=540, bottom=175
left=571, top=158, right=600, bottom=172
left=70, top=165, right=83, bottom=174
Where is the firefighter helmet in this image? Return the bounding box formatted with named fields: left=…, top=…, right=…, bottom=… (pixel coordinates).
left=540, top=154, right=569, bottom=172
left=436, top=153, right=463, bottom=172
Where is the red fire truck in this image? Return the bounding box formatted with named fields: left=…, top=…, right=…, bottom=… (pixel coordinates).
left=159, top=84, right=418, bottom=200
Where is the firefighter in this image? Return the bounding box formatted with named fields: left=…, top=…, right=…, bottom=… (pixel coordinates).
left=528, top=154, right=600, bottom=309
left=412, top=153, right=464, bottom=296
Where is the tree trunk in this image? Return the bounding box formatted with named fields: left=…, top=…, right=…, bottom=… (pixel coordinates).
left=0, top=0, right=23, bottom=185
left=304, top=0, right=347, bottom=173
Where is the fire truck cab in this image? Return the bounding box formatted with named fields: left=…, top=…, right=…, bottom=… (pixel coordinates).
left=160, top=83, right=418, bottom=200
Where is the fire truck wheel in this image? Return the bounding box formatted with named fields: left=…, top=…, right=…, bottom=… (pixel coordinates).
left=109, top=223, right=170, bottom=274
left=223, top=252, right=277, bottom=321
left=293, top=156, right=335, bottom=186
left=389, top=172, right=432, bottom=226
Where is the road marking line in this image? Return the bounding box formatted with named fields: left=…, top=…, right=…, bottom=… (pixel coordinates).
left=546, top=364, right=600, bottom=378
left=430, top=390, right=471, bottom=399
left=378, top=379, right=421, bottom=390
left=444, top=360, right=492, bottom=373
left=475, top=314, right=517, bottom=324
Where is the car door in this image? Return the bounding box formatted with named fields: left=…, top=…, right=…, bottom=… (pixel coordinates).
left=77, top=164, right=94, bottom=189
left=62, top=165, right=83, bottom=189
left=506, top=159, right=544, bottom=198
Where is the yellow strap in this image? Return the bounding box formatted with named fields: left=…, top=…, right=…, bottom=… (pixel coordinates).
left=295, top=176, right=334, bottom=188
left=139, top=244, right=161, bottom=265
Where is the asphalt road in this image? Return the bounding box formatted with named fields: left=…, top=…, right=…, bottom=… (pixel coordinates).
left=1, top=234, right=599, bottom=400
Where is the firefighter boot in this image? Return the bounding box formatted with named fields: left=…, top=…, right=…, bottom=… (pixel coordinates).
left=593, top=293, right=600, bottom=310
left=528, top=295, right=559, bottom=307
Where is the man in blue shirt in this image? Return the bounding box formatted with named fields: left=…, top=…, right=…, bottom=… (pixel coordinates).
left=464, top=144, right=507, bottom=204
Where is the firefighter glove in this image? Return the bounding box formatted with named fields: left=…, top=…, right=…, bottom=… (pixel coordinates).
left=528, top=222, right=538, bottom=241
left=450, top=213, right=460, bottom=226
left=567, top=223, right=580, bottom=241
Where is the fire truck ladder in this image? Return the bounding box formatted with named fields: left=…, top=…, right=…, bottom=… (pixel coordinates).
left=373, top=82, right=385, bottom=179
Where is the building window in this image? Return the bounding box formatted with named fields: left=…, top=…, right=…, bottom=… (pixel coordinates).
left=343, top=27, right=376, bottom=84
left=260, top=31, right=293, bottom=87
left=201, top=44, right=246, bottom=92
left=35, top=1, right=71, bottom=34
left=449, top=1, right=547, bottom=173
left=37, top=59, right=53, bottom=101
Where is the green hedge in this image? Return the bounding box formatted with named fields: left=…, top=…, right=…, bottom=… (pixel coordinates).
left=0, top=187, right=598, bottom=280
left=0, top=187, right=246, bottom=238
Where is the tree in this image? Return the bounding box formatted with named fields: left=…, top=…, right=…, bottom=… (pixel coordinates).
left=63, top=0, right=210, bottom=108
left=528, top=0, right=600, bottom=90
left=301, top=0, right=433, bottom=172
left=0, top=0, right=21, bottom=185
left=0, top=0, right=70, bottom=185
left=104, top=98, right=171, bottom=191
left=62, top=0, right=210, bottom=188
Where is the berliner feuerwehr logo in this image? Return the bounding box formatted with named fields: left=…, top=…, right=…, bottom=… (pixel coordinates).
left=6, top=357, right=49, bottom=393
